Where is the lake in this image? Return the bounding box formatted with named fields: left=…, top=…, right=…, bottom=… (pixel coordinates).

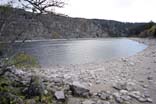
left=16, top=38, right=147, bottom=67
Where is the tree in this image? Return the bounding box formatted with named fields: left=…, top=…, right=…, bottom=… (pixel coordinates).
left=0, top=1, right=65, bottom=103
left=0, top=0, right=65, bottom=75
left=18, top=0, right=65, bottom=14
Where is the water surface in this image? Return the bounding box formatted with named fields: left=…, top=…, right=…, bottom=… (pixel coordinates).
left=17, top=38, right=147, bottom=67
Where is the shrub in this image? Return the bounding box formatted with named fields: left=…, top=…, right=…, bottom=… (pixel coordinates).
left=11, top=52, right=39, bottom=68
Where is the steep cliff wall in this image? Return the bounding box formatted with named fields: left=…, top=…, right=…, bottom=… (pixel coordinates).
left=0, top=7, right=154, bottom=40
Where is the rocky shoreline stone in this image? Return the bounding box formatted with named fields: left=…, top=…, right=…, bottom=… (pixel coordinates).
left=0, top=66, right=154, bottom=104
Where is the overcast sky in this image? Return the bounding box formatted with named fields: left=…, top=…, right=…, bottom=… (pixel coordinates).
left=55, top=0, right=156, bottom=22
left=1, top=0, right=156, bottom=22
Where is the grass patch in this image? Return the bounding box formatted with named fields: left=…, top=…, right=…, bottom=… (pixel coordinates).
left=11, top=52, right=40, bottom=68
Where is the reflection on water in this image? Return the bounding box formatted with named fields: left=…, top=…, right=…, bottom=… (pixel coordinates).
left=16, top=38, right=147, bottom=67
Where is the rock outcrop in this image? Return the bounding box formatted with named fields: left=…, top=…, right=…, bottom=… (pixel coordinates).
left=1, top=6, right=155, bottom=41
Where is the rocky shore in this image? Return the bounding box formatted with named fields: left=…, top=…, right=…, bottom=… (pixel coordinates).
left=0, top=38, right=156, bottom=104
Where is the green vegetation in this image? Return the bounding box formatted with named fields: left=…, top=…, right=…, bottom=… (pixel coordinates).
left=3, top=53, right=40, bottom=68
left=11, top=52, right=39, bottom=68
left=0, top=76, right=55, bottom=104
left=129, top=21, right=156, bottom=37
left=53, top=31, right=60, bottom=38
left=0, top=76, right=23, bottom=104
left=149, top=25, right=156, bottom=37
left=0, top=5, right=12, bottom=14
left=138, top=24, right=156, bottom=37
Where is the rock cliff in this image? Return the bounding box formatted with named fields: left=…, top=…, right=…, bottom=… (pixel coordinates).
left=0, top=7, right=155, bottom=40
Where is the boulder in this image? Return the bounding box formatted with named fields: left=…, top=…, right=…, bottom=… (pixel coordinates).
left=70, top=81, right=90, bottom=97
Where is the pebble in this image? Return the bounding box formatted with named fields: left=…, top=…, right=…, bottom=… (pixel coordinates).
left=113, top=92, right=122, bottom=102
left=97, top=92, right=110, bottom=100
left=128, top=62, right=135, bottom=66
left=96, top=80, right=101, bottom=84
left=142, top=84, right=148, bottom=88
left=44, top=90, right=48, bottom=95
left=120, top=90, right=128, bottom=95
left=97, top=100, right=110, bottom=104
left=54, top=91, right=65, bottom=100
left=82, top=100, right=95, bottom=104
left=147, top=76, right=153, bottom=80
left=121, top=57, right=127, bottom=62
left=146, top=98, right=153, bottom=103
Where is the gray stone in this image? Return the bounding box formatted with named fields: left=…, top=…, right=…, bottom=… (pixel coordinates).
left=113, top=92, right=120, bottom=98
left=70, top=81, right=90, bottom=97
left=113, top=91, right=132, bottom=102
left=142, top=84, right=148, bottom=88
left=67, top=97, right=82, bottom=104
left=121, top=57, right=127, bottom=62
left=54, top=91, right=65, bottom=100
left=44, top=90, right=48, bottom=95
left=138, top=97, right=147, bottom=102
left=88, top=83, right=92, bottom=87
left=128, top=62, right=135, bottom=66
left=82, top=100, right=95, bottom=104
left=147, top=76, right=153, bottom=80
left=97, top=100, right=110, bottom=104
left=113, top=82, right=126, bottom=90
left=120, top=90, right=128, bottom=95
left=113, top=92, right=123, bottom=103
left=146, top=98, right=153, bottom=103
left=97, top=91, right=111, bottom=100
left=125, top=82, right=136, bottom=91
left=129, top=91, right=141, bottom=99
left=113, top=82, right=136, bottom=91
left=115, top=97, right=124, bottom=103
left=144, top=91, right=150, bottom=97
left=121, top=95, right=131, bottom=101
left=128, top=91, right=151, bottom=103
left=96, top=80, right=101, bottom=84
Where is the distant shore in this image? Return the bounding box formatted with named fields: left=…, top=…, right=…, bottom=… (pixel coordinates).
left=0, top=37, right=128, bottom=43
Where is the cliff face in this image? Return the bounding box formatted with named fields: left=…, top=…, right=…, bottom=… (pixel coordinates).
left=0, top=7, right=155, bottom=40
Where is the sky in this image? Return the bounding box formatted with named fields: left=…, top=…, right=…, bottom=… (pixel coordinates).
left=55, top=0, right=156, bottom=22
left=1, top=0, right=156, bottom=22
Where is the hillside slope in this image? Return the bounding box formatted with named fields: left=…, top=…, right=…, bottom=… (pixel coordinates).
left=0, top=6, right=155, bottom=40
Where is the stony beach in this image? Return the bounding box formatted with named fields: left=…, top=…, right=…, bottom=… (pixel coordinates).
left=33, top=38, right=156, bottom=104
left=1, top=38, right=156, bottom=104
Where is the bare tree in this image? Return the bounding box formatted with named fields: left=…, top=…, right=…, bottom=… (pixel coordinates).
left=0, top=0, right=65, bottom=75
left=18, top=0, right=65, bottom=13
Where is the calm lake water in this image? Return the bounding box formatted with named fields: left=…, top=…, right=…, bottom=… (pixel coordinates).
left=17, top=38, right=147, bottom=67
